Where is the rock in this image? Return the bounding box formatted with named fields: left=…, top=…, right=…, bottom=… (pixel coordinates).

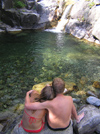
left=93, top=81, right=100, bottom=88
left=80, top=76, right=88, bottom=85
left=32, top=81, right=76, bottom=94
left=96, top=124, right=100, bottom=133
left=86, top=91, right=98, bottom=98
left=11, top=119, right=73, bottom=134
left=20, top=11, right=40, bottom=28
left=92, top=18, right=100, bottom=41
left=0, top=124, right=4, bottom=132
left=73, top=105, right=100, bottom=134
left=94, top=0, right=100, bottom=5
left=70, top=0, right=89, bottom=19
left=73, top=98, right=81, bottom=104
left=86, top=96, right=100, bottom=107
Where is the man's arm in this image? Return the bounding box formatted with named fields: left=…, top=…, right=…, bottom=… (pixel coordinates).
left=25, top=90, right=47, bottom=110
left=72, top=102, right=84, bottom=123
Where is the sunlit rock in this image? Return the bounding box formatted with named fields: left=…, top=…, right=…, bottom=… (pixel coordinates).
left=87, top=96, right=100, bottom=107
left=32, top=81, right=76, bottom=94
left=92, top=18, right=100, bottom=41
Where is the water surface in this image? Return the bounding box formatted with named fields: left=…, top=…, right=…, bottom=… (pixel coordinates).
left=0, top=31, right=100, bottom=111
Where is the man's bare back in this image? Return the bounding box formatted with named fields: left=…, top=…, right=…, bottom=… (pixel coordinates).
left=46, top=94, right=73, bottom=128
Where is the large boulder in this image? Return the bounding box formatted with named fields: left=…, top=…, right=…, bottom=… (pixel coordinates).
left=65, top=0, right=100, bottom=43
left=1, top=9, right=40, bottom=28
left=73, top=105, right=100, bottom=134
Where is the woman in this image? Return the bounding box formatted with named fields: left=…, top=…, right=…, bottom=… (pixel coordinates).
left=19, top=85, right=54, bottom=133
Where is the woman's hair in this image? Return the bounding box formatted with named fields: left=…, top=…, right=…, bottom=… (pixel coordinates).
left=30, top=86, right=54, bottom=102
left=30, top=92, right=40, bottom=102
left=39, top=86, right=54, bottom=102
left=52, top=77, right=65, bottom=96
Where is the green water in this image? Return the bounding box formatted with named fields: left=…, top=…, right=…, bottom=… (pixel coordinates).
left=0, top=31, right=100, bottom=111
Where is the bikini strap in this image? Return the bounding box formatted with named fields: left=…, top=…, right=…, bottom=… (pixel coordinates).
left=24, top=109, right=41, bottom=124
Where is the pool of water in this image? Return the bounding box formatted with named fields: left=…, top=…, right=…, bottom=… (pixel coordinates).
left=0, top=31, right=100, bottom=111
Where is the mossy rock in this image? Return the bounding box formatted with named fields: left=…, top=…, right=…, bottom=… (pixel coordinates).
left=32, top=81, right=76, bottom=94
left=32, top=81, right=52, bottom=93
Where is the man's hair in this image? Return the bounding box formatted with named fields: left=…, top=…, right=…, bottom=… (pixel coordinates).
left=52, top=78, right=65, bottom=96
left=39, top=86, right=54, bottom=102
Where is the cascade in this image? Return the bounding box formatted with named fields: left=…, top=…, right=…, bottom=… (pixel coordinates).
left=56, top=4, right=73, bottom=32
left=45, top=4, right=73, bottom=33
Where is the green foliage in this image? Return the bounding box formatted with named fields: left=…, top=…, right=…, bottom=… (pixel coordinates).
left=13, top=0, right=26, bottom=8
left=88, top=2, right=95, bottom=8
left=77, top=16, right=85, bottom=22
left=82, top=17, right=85, bottom=21
left=85, top=0, right=90, bottom=1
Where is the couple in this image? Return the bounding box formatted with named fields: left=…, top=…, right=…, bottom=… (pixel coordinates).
left=19, top=78, right=84, bottom=133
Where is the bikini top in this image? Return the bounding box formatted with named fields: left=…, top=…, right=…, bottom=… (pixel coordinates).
left=24, top=109, right=41, bottom=124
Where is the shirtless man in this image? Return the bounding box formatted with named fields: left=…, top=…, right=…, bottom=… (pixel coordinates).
left=25, top=78, right=84, bottom=133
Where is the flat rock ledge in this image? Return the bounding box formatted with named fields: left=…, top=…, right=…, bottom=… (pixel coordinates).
left=11, top=105, right=100, bottom=134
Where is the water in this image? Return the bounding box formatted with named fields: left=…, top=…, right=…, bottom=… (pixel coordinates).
left=0, top=31, right=100, bottom=112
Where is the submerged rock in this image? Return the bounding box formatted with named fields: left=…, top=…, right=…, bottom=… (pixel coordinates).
left=32, top=81, right=76, bottom=94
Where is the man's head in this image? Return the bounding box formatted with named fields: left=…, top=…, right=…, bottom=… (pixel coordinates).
left=52, top=78, right=65, bottom=96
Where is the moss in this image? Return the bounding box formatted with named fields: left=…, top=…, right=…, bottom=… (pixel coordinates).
left=88, top=2, right=95, bottom=9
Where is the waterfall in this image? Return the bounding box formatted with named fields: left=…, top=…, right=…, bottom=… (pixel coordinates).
left=56, top=4, right=73, bottom=32
left=45, top=4, right=73, bottom=33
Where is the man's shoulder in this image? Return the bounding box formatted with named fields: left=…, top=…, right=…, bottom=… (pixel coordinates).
left=65, top=96, right=73, bottom=101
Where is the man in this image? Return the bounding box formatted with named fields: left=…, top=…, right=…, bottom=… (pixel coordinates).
left=25, top=78, right=84, bottom=133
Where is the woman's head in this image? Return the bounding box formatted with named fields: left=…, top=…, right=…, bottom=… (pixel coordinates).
left=39, top=86, right=54, bottom=102
left=30, top=90, right=40, bottom=102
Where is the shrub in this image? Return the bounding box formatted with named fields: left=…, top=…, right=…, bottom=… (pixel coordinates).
left=13, top=0, right=26, bottom=8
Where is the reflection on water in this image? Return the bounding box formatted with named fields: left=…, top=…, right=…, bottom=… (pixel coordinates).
left=0, top=31, right=100, bottom=111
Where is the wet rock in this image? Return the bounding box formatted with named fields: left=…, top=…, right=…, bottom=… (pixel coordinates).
left=86, top=91, right=98, bottom=98
left=73, top=105, right=100, bottom=134
left=86, top=96, right=100, bottom=107
left=73, top=98, right=81, bottom=104
left=93, top=81, right=100, bottom=88
left=80, top=76, right=88, bottom=85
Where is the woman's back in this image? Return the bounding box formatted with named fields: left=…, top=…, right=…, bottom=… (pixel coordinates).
left=21, top=91, right=46, bottom=132
left=20, top=86, right=54, bottom=132
left=22, top=108, right=46, bottom=130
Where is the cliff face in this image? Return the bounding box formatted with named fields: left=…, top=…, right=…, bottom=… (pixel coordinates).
left=65, top=0, right=100, bottom=44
